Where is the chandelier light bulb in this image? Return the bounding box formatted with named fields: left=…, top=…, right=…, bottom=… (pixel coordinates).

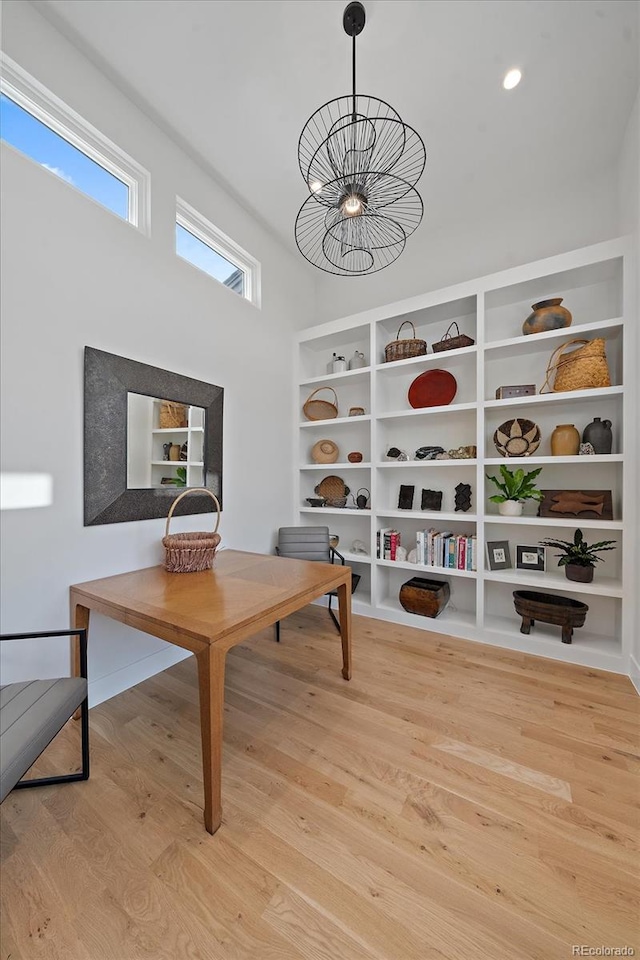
left=309, top=180, right=323, bottom=193
left=343, top=195, right=363, bottom=216
left=503, top=68, right=522, bottom=90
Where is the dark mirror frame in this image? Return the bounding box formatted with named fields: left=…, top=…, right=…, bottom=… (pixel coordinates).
left=84, top=346, right=223, bottom=525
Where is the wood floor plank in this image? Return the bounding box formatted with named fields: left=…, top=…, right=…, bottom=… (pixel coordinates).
left=1, top=607, right=638, bottom=960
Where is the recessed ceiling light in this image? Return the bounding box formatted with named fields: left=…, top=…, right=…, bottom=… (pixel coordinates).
left=503, top=69, right=522, bottom=90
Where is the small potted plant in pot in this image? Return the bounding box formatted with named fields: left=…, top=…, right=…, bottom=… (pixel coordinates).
left=539, top=529, right=617, bottom=583
left=486, top=465, right=543, bottom=516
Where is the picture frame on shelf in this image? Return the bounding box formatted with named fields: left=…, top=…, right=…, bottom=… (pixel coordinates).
left=486, top=541, right=512, bottom=571
left=516, top=545, right=546, bottom=572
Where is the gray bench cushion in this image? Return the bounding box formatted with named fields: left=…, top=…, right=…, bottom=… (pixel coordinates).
left=0, top=678, right=87, bottom=802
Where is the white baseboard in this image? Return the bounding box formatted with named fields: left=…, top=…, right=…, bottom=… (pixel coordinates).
left=88, top=646, right=191, bottom=708
left=630, top=654, right=640, bottom=697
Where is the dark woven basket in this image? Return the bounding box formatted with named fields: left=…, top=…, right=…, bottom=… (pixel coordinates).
left=384, top=320, right=427, bottom=363
left=162, top=488, right=221, bottom=573
left=431, top=322, right=475, bottom=353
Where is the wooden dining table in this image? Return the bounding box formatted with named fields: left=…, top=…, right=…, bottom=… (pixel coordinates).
left=70, top=549, right=352, bottom=834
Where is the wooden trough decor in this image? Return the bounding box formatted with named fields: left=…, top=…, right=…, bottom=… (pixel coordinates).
left=513, top=590, right=589, bottom=644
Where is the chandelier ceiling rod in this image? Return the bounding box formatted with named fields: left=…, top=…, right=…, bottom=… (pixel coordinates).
left=344, top=1, right=365, bottom=120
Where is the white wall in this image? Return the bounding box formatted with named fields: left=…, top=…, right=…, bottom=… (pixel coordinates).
left=617, top=88, right=640, bottom=693
left=314, top=166, right=620, bottom=324
left=0, top=0, right=316, bottom=704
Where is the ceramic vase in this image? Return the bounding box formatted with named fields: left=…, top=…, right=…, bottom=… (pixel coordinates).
left=522, top=298, right=572, bottom=336
left=498, top=500, right=523, bottom=517
left=582, top=417, right=612, bottom=455
left=565, top=563, right=594, bottom=584
left=550, top=423, right=580, bottom=456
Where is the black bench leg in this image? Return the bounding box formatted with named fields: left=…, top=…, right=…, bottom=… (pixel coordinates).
left=14, top=695, right=90, bottom=791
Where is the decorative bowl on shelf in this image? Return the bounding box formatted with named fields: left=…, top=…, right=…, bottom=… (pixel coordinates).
left=493, top=418, right=541, bottom=457
left=306, top=497, right=326, bottom=507
left=408, top=369, right=457, bottom=408
left=311, top=439, right=339, bottom=464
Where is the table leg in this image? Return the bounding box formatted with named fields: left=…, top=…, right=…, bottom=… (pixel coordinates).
left=336, top=580, right=352, bottom=681
left=71, top=603, right=90, bottom=719
left=196, top=644, right=227, bottom=834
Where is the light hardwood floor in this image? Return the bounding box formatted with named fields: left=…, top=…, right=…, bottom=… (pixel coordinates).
left=1, top=607, right=638, bottom=960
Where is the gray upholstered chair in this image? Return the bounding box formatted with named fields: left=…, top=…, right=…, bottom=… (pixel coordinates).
left=274, top=526, right=360, bottom=640
left=0, top=629, right=89, bottom=804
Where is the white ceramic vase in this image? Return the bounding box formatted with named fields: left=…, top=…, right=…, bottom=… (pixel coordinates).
left=498, top=499, right=523, bottom=517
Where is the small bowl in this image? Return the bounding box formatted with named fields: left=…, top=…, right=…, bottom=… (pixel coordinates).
left=306, top=497, right=326, bottom=507
left=329, top=534, right=340, bottom=549
left=347, top=451, right=363, bottom=463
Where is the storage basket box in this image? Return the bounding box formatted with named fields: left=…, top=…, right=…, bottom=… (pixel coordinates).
left=384, top=321, right=427, bottom=363
left=162, top=488, right=221, bottom=573
left=431, top=322, right=475, bottom=353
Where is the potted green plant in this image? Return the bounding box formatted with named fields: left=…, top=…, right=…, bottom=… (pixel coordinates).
left=538, top=529, right=617, bottom=583
left=486, top=465, right=543, bottom=516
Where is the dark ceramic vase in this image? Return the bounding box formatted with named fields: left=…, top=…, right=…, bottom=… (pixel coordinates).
left=522, top=298, right=572, bottom=336
left=565, top=563, right=594, bottom=583
left=582, top=417, right=612, bottom=455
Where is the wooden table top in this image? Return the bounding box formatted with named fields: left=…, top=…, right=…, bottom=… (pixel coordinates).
left=70, top=549, right=351, bottom=650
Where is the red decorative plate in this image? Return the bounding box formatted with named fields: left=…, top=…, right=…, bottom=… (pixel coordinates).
left=408, top=369, right=457, bottom=408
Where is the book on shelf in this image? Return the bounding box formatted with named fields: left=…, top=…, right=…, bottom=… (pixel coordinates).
left=414, top=529, right=477, bottom=571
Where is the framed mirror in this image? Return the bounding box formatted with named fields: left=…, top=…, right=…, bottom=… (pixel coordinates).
left=84, top=347, right=223, bottom=525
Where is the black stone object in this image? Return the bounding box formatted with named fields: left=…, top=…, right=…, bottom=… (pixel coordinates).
left=415, top=446, right=445, bottom=460
left=421, top=489, right=443, bottom=511
left=84, top=347, right=223, bottom=525
left=398, top=484, right=415, bottom=510
left=454, top=482, right=472, bottom=512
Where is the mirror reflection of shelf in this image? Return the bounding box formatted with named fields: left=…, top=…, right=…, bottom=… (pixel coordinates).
left=150, top=400, right=205, bottom=488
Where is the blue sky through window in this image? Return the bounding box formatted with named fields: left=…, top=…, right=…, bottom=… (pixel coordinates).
left=0, top=94, right=129, bottom=219
left=176, top=223, right=244, bottom=292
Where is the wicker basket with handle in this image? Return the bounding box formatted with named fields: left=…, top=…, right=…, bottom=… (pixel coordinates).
left=162, top=488, right=221, bottom=573
left=303, top=387, right=338, bottom=421
left=541, top=338, right=611, bottom=393
left=431, top=321, right=475, bottom=353
left=384, top=320, right=427, bottom=363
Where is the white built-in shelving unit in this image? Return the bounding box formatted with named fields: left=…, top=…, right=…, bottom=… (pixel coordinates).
left=295, top=238, right=636, bottom=675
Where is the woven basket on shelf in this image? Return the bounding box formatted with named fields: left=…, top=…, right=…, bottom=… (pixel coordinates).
left=431, top=321, right=475, bottom=353
left=162, top=488, right=221, bottom=573
left=159, top=401, right=187, bottom=429
left=541, top=338, right=611, bottom=393
left=384, top=320, right=427, bottom=363
left=303, top=387, right=338, bottom=421
left=311, top=439, right=339, bottom=464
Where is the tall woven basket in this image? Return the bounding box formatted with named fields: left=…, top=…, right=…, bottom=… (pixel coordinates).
left=384, top=320, right=427, bottom=363
left=541, top=338, right=611, bottom=393
left=162, top=488, right=221, bottom=573
left=159, top=401, right=187, bottom=429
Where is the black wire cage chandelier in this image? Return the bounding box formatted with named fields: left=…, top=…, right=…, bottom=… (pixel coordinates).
left=295, top=1, right=426, bottom=277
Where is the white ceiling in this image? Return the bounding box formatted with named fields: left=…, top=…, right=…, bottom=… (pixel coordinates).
left=34, top=0, right=639, bottom=257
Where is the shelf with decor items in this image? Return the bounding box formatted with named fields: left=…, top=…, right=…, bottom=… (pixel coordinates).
left=295, top=237, right=634, bottom=675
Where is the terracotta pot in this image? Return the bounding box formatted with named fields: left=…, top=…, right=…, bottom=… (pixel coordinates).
left=550, top=423, right=580, bottom=456
left=498, top=500, right=523, bottom=517
left=522, top=298, right=572, bottom=336
left=565, top=563, right=594, bottom=583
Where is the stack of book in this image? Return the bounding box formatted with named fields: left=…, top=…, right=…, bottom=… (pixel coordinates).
left=416, top=529, right=476, bottom=571
left=377, top=528, right=402, bottom=560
